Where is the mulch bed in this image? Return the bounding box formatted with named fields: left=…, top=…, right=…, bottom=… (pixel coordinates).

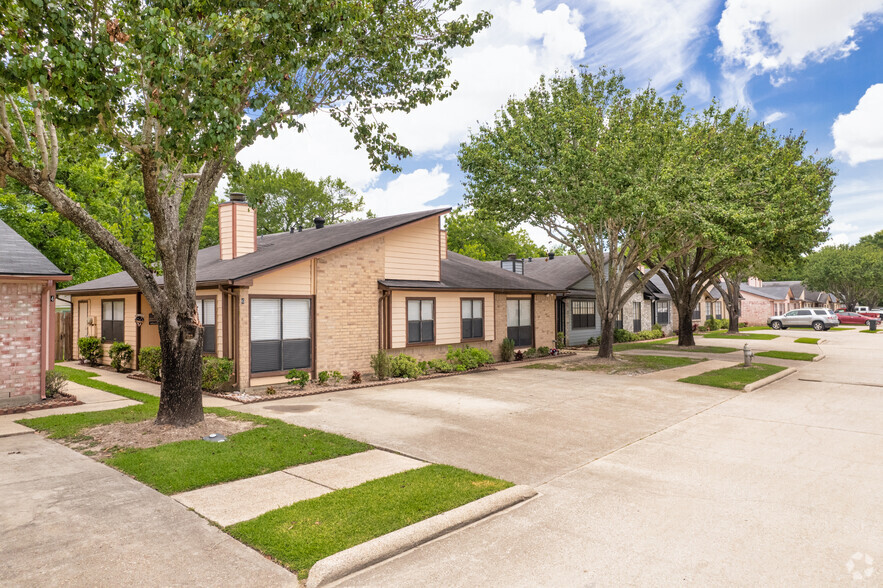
left=0, top=391, right=82, bottom=415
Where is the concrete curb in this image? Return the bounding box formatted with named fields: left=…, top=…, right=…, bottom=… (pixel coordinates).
left=811, top=351, right=826, bottom=362
left=306, top=484, right=538, bottom=588
left=744, top=367, right=796, bottom=392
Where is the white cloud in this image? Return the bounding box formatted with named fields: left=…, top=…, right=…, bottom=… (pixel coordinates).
left=579, top=0, right=717, bottom=92
left=827, top=171, right=883, bottom=244
left=362, top=166, right=451, bottom=218
left=763, top=111, right=786, bottom=125
left=717, top=0, right=883, bottom=106
left=832, top=84, right=883, bottom=165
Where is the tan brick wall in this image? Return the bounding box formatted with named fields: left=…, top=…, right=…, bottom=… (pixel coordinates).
left=533, top=293, right=557, bottom=349
left=0, top=281, right=43, bottom=405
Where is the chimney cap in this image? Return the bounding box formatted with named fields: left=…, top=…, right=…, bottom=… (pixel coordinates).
left=229, top=192, right=246, bottom=202
left=506, top=253, right=517, bottom=261
left=314, top=216, right=326, bottom=229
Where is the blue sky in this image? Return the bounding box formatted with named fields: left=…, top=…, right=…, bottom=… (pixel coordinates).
left=237, top=0, right=883, bottom=247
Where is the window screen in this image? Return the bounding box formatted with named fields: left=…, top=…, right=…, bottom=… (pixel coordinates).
left=198, top=298, right=216, bottom=353
left=461, top=299, right=484, bottom=339
left=571, top=300, right=596, bottom=329
left=656, top=301, right=670, bottom=325
left=101, top=300, right=125, bottom=342
left=407, top=299, right=434, bottom=344
left=250, top=298, right=311, bottom=373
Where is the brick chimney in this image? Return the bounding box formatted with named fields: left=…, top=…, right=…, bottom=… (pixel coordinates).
left=219, top=193, right=257, bottom=260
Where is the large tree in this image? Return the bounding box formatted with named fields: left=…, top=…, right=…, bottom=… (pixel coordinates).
left=228, top=163, right=369, bottom=235
left=459, top=68, right=697, bottom=358
left=444, top=208, right=546, bottom=261
left=649, top=108, right=833, bottom=343
left=0, top=0, right=490, bottom=425
left=803, top=244, right=883, bottom=310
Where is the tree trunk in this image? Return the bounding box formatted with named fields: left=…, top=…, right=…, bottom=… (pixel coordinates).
left=718, top=274, right=742, bottom=334
left=598, top=317, right=615, bottom=358
left=676, top=301, right=696, bottom=346
left=154, top=312, right=205, bottom=426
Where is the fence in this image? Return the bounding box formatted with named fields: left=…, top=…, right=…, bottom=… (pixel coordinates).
left=55, top=311, right=73, bottom=362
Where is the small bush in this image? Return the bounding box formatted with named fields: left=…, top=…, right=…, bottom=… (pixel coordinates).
left=455, top=364, right=467, bottom=372
left=109, top=342, right=133, bottom=372
left=370, top=349, right=392, bottom=381
left=614, top=328, right=635, bottom=343
left=202, top=356, right=234, bottom=392
left=317, top=371, right=330, bottom=385
left=286, top=369, right=310, bottom=389
left=585, top=336, right=595, bottom=346
left=77, top=336, right=103, bottom=366
left=514, top=350, right=524, bottom=361
left=524, top=347, right=537, bottom=358
left=350, top=370, right=362, bottom=384
left=556, top=331, right=566, bottom=349
left=391, top=354, right=423, bottom=379
left=265, top=386, right=277, bottom=395
left=45, top=369, right=67, bottom=398
left=329, top=370, right=344, bottom=384
left=537, top=346, right=550, bottom=356
left=427, top=358, right=454, bottom=373
left=500, top=338, right=515, bottom=362
left=447, top=346, right=494, bottom=370
left=652, top=323, right=662, bottom=333
left=138, top=346, right=162, bottom=380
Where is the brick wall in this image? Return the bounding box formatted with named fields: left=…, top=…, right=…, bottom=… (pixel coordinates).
left=0, top=281, right=43, bottom=406
left=533, top=294, right=557, bottom=349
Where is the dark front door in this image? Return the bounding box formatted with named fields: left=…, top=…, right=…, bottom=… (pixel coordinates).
left=507, top=298, right=532, bottom=347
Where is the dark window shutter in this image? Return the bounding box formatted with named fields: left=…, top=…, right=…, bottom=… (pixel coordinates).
left=203, top=325, right=216, bottom=353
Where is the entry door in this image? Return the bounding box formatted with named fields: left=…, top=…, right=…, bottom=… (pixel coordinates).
left=633, top=301, right=642, bottom=332
left=78, top=301, right=89, bottom=339
left=507, top=299, right=532, bottom=347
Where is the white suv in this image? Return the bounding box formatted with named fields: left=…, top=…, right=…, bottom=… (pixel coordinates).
left=768, top=308, right=840, bottom=331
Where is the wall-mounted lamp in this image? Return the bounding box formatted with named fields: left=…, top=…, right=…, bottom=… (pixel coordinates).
left=50, top=295, right=55, bottom=302
left=241, top=297, right=245, bottom=305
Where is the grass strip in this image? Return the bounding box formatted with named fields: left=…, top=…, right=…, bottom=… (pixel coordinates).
left=646, top=344, right=736, bottom=354
left=612, top=336, right=677, bottom=351
left=679, top=363, right=786, bottom=390
left=794, top=337, right=820, bottom=344
left=226, top=465, right=512, bottom=579
left=706, top=326, right=771, bottom=333
left=859, top=329, right=880, bottom=334
left=703, top=332, right=779, bottom=340
left=755, top=350, right=817, bottom=361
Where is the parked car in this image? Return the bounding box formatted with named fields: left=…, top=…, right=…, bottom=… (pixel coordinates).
left=768, top=308, right=840, bottom=331
left=835, top=311, right=877, bottom=326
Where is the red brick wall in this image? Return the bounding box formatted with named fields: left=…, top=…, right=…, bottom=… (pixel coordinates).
left=0, top=280, right=43, bottom=406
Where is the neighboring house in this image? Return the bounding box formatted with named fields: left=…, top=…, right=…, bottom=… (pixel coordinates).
left=0, top=220, right=71, bottom=407
left=64, top=200, right=559, bottom=390
left=735, top=278, right=836, bottom=324
left=491, top=254, right=673, bottom=346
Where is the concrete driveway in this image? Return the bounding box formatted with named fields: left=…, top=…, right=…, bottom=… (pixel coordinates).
left=239, top=332, right=883, bottom=586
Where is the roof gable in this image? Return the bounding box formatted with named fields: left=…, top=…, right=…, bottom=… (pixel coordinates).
left=0, top=220, right=68, bottom=277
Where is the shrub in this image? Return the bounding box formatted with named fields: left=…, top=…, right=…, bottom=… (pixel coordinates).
left=370, top=349, right=392, bottom=381
left=77, top=336, right=103, bottom=366
left=329, top=370, right=344, bottom=384
left=427, top=358, right=454, bottom=373
left=109, top=342, right=133, bottom=372
left=524, top=347, right=537, bottom=358
left=202, top=357, right=234, bottom=392
left=317, top=371, right=330, bottom=385
left=447, top=346, right=494, bottom=370
left=350, top=370, right=362, bottom=384
left=45, top=369, right=67, bottom=398
left=265, top=386, right=277, bottom=395
left=652, top=323, right=662, bottom=333
left=555, top=331, right=566, bottom=349
left=614, top=329, right=635, bottom=343
left=585, top=336, right=595, bottom=346
left=704, top=317, right=726, bottom=331
left=537, top=346, right=550, bottom=356
left=514, top=350, right=524, bottom=361
left=390, top=354, right=423, bottom=379
left=500, top=338, right=515, bottom=362
left=286, top=369, right=310, bottom=389
left=138, top=346, right=162, bottom=380
left=455, top=364, right=467, bottom=372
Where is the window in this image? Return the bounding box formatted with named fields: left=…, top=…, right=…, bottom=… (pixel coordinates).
left=507, top=298, right=532, bottom=346
left=500, top=259, right=524, bottom=274
left=407, top=299, right=435, bottom=344
left=705, top=302, right=713, bottom=319
left=571, top=299, right=596, bottom=329
left=714, top=302, right=722, bottom=319
left=692, top=304, right=701, bottom=320
left=615, top=309, right=624, bottom=330
left=784, top=310, right=798, bottom=317
left=633, top=301, right=642, bottom=332
left=197, top=298, right=216, bottom=353
left=656, top=301, right=670, bottom=325
left=461, top=299, right=484, bottom=340
left=101, top=300, right=125, bottom=342
left=250, top=298, right=311, bottom=373
left=796, top=309, right=812, bottom=316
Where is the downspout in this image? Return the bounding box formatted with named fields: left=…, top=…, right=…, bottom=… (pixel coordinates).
left=40, top=280, right=53, bottom=399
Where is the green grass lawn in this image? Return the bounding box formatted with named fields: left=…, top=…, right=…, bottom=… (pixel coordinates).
left=679, top=363, right=786, bottom=390
left=703, top=332, right=779, bottom=340
left=611, top=336, right=677, bottom=351
left=226, top=465, right=511, bottom=578
left=859, top=329, right=880, bottom=334
left=20, top=366, right=371, bottom=494
left=755, top=350, right=817, bottom=361
left=706, top=326, right=771, bottom=333
left=647, top=343, right=737, bottom=354
left=794, top=337, right=820, bottom=344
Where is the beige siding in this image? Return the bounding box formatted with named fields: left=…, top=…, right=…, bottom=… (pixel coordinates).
left=71, top=294, right=137, bottom=365
left=219, top=202, right=256, bottom=260
left=384, top=216, right=440, bottom=281
left=390, top=290, right=494, bottom=349
left=249, top=261, right=312, bottom=296
left=219, top=206, right=233, bottom=260
left=235, top=207, right=256, bottom=256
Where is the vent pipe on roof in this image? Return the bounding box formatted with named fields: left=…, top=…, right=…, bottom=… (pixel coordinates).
left=548, top=252, right=555, bottom=260
left=314, top=216, right=325, bottom=229
left=229, top=192, right=246, bottom=202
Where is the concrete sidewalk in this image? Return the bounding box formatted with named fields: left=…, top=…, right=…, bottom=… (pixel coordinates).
left=173, top=450, right=427, bottom=526
left=0, top=433, right=296, bottom=586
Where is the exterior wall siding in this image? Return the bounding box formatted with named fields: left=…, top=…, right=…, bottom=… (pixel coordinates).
left=0, top=281, right=44, bottom=405
left=389, top=290, right=495, bottom=350
left=71, top=293, right=137, bottom=366
left=250, top=261, right=312, bottom=296
left=384, top=216, right=440, bottom=281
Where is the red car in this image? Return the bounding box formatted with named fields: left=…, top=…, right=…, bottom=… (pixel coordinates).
left=835, top=311, right=877, bottom=326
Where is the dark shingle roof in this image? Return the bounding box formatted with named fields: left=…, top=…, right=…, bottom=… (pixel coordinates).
left=380, top=252, right=559, bottom=292
left=740, top=283, right=792, bottom=300
left=0, top=219, right=68, bottom=277
left=63, top=208, right=450, bottom=293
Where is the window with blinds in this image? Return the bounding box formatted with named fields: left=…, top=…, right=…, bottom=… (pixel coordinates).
left=197, top=298, right=216, bottom=353
left=571, top=299, right=596, bottom=329
left=250, top=298, right=311, bottom=373
left=101, top=300, right=125, bottom=342
left=506, top=298, right=532, bottom=346
left=714, top=302, right=722, bottom=319
left=615, top=309, right=624, bottom=330
left=656, top=301, right=670, bottom=325
left=407, top=299, right=435, bottom=344
left=461, top=299, right=484, bottom=340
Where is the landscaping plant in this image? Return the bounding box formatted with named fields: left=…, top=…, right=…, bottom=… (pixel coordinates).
left=109, top=342, right=134, bottom=372
left=286, top=370, right=311, bottom=389
left=317, top=371, right=331, bottom=385
left=556, top=331, right=566, bottom=349
left=202, top=357, right=234, bottom=392
left=138, top=347, right=162, bottom=381
left=500, top=338, right=515, bottom=362
left=44, top=369, right=67, bottom=398
left=446, top=346, right=494, bottom=370
left=370, top=350, right=392, bottom=381
left=537, top=346, right=550, bottom=356
left=350, top=371, right=362, bottom=384
left=390, top=354, right=424, bottom=379
left=77, top=337, right=103, bottom=366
